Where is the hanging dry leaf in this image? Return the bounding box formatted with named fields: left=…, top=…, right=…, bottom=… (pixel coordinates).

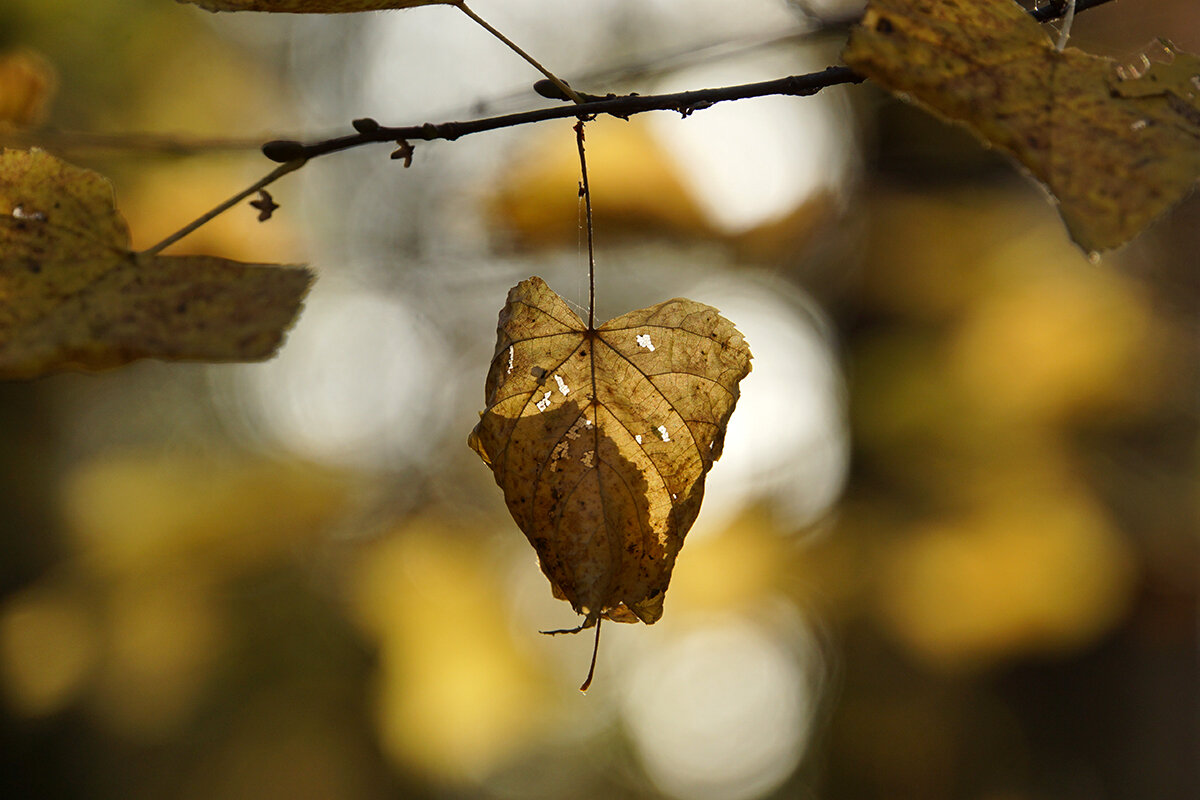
left=469, top=276, right=751, bottom=633
left=178, top=0, right=454, bottom=11
left=843, top=0, right=1200, bottom=252
left=0, top=149, right=311, bottom=378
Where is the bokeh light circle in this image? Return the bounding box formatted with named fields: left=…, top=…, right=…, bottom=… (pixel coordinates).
left=224, top=281, right=452, bottom=471
left=686, top=274, right=849, bottom=532
left=620, top=614, right=819, bottom=800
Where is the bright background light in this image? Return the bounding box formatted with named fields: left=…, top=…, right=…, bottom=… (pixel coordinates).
left=620, top=611, right=821, bottom=800
left=224, top=279, right=453, bottom=471
left=687, top=273, right=848, bottom=533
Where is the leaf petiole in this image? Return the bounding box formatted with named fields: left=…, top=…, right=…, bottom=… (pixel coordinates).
left=537, top=614, right=602, bottom=692
left=574, top=120, right=596, bottom=331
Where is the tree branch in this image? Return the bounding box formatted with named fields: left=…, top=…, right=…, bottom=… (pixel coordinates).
left=156, top=0, right=1119, bottom=250
left=264, top=66, right=865, bottom=162
left=140, top=159, right=305, bottom=255
left=265, top=0, right=1118, bottom=163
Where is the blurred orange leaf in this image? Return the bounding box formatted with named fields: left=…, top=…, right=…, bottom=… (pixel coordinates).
left=487, top=117, right=715, bottom=248
left=350, top=520, right=552, bottom=779
left=0, top=48, right=55, bottom=128
left=843, top=0, right=1200, bottom=251
left=64, top=452, right=349, bottom=578
left=468, top=277, right=751, bottom=639
left=0, top=149, right=311, bottom=378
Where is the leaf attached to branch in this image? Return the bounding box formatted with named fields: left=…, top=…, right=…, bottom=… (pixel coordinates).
left=469, top=276, right=751, bottom=633
left=177, top=0, right=455, bottom=12
left=0, top=149, right=312, bottom=379
left=843, top=0, right=1200, bottom=252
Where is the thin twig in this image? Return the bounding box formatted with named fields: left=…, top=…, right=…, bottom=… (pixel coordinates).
left=140, top=159, right=305, bottom=255
left=575, top=120, right=596, bottom=331
left=455, top=1, right=584, bottom=104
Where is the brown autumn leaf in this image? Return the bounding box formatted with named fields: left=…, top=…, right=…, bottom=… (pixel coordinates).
left=469, top=277, right=752, bottom=638
left=843, top=0, right=1200, bottom=252
left=178, top=0, right=454, bottom=11
left=0, top=149, right=311, bottom=378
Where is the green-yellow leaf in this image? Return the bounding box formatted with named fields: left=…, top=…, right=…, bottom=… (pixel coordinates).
left=0, top=149, right=312, bottom=379
left=177, top=0, right=455, bottom=12
left=468, top=277, right=752, bottom=633
left=843, top=0, right=1200, bottom=252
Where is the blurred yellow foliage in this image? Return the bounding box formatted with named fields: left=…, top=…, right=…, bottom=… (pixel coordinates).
left=178, top=689, right=385, bottom=800
left=668, top=510, right=803, bottom=617
left=876, top=480, right=1137, bottom=670
left=949, top=236, right=1164, bottom=422
left=62, top=452, right=347, bottom=580
left=860, top=188, right=1034, bottom=319
left=89, top=577, right=222, bottom=738
left=0, top=452, right=349, bottom=737
left=848, top=185, right=1164, bottom=673
left=0, top=581, right=100, bottom=716
left=349, top=519, right=553, bottom=783
left=0, top=48, right=56, bottom=127
left=852, top=187, right=1168, bottom=502
left=488, top=116, right=714, bottom=248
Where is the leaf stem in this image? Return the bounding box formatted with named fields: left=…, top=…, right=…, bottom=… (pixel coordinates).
left=455, top=1, right=584, bottom=105
left=580, top=617, right=601, bottom=693
left=140, top=159, right=305, bottom=256
left=575, top=120, right=596, bottom=331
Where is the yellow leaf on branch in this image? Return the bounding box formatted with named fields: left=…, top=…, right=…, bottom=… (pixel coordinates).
left=843, top=0, right=1200, bottom=252
left=0, top=149, right=312, bottom=378
left=468, top=277, right=751, bottom=636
